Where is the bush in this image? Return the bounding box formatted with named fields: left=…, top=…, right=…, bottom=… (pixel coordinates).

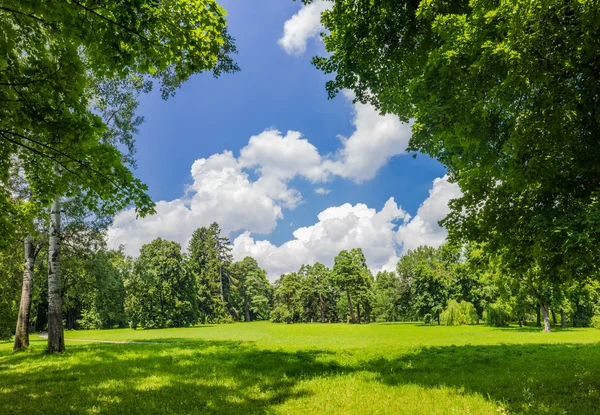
left=484, top=302, right=511, bottom=327
left=440, top=300, right=479, bottom=326
left=591, top=316, right=600, bottom=329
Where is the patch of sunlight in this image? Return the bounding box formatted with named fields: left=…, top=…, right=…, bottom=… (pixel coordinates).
left=88, top=379, right=126, bottom=391
left=134, top=375, right=171, bottom=391
left=96, top=394, right=122, bottom=405
left=275, top=373, right=506, bottom=415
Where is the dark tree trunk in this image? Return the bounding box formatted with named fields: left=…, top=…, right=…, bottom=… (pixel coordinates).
left=536, top=308, right=541, bottom=327
left=437, top=314, right=440, bottom=325
left=346, top=291, right=355, bottom=323
left=47, top=197, right=65, bottom=353
left=14, top=236, right=35, bottom=351
left=551, top=309, right=557, bottom=325
left=357, top=303, right=361, bottom=324
left=319, top=294, right=325, bottom=323
left=561, top=310, right=567, bottom=329
left=244, top=294, right=250, bottom=322
left=540, top=303, right=551, bottom=332
left=219, top=265, right=224, bottom=302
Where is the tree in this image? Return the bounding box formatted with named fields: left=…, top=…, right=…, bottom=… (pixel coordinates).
left=271, top=272, right=302, bottom=324
left=187, top=223, right=232, bottom=323
left=230, top=257, right=271, bottom=322
left=13, top=235, right=43, bottom=350
left=310, top=263, right=336, bottom=323
left=124, top=238, right=196, bottom=329
left=311, top=0, right=600, bottom=328
left=373, top=271, right=402, bottom=322
left=332, top=248, right=371, bottom=323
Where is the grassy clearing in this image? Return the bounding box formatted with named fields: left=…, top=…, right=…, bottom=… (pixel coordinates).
left=1, top=323, right=599, bottom=414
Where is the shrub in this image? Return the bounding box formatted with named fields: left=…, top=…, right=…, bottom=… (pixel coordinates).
left=484, top=302, right=511, bottom=327
left=591, top=316, right=600, bottom=329
left=440, top=300, right=479, bottom=326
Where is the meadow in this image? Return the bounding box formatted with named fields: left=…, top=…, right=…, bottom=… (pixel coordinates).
left=1, top=323, right=600, bottom=415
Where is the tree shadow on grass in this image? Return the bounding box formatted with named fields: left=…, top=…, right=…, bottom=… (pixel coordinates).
left=0, top=339, right=340, bottom=415
left=0, top=339, right=599, bottom=414
left=365, top=342, right=600, bottom=414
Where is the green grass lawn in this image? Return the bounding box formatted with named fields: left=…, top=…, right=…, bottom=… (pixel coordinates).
left=1, top=323, right=600, bottom=414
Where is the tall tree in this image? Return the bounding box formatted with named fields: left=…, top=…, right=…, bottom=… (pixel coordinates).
left=187, top=223, right=232, bottom=322
left=124, top=238, right=196, bottom=329
left=13, top=235, right=42, bottom=350
left=310, top=0, right=600, bottom=327
left=332, top=248, right=371, bottom=323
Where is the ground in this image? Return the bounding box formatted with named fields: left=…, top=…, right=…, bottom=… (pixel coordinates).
left=1, top=323, right=599, bottom=414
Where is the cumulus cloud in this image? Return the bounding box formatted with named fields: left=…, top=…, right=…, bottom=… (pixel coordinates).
left=396, top=175, right=462, bottom=253
left=323, top=91, right=413, bottom=182
left=233, top=176, right=462, bottom=280
left=107, top=94, right=413, bottom=257
left=232, top=198, right=407, bottom=279
left=278, top=0, right=332, bottom=55
left=108, top=151, right=290, bottom=256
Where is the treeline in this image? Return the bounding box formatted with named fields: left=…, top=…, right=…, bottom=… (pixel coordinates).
left=3, top=221, right=599, bottom=338
left=270, top=245, right=600, bottom=327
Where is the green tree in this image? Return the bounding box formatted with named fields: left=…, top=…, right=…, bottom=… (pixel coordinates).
left=124, top=238, right=196, bottom=329
left=230, top=257, right=271, bottom=322
left=187, top=223, right=232, bottom=323
left=311, top=0, right=600, bottom=328
left=271, top=272, right=302, bottom=324
left=332, top=248, right=371, bottom=323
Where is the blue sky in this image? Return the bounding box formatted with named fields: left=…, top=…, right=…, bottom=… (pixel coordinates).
left=107, top=0, right=459, bottom=278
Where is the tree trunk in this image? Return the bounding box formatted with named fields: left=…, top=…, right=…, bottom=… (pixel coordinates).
left=561, top=310, right=566, bottom=329
left=318, top=294, right=325, bottom=323
left=219, top=265, right=224, bottom=302
left=540, top=303, right=551, bottom=332
left=551, top=309, right=557, bottom=325
left=536, top=308, right=541, bottom=327
left=437, top=314, right=440, bottom=325
left=14, top=236, right=35, bottom=351
left=47, top=197, right=65, bottom=353
left=357, top=303, right=362, bottom=324
left=244, top=293, right=250, bottom=322
left=346, top=291, right=355, bottom=323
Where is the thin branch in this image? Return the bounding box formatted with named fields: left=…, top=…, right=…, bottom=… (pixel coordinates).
left=68, top=0, right=153, bottom=43
left=0, top=6, right=48, bottom=25
left=0, top=129, right=126, bottom=193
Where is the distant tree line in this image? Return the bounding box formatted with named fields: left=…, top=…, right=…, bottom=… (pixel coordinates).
left=2, top=219, right=599, bottom=339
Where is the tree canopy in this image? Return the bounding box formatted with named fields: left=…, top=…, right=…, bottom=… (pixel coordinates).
left=311, top=0, right=600, bottom=285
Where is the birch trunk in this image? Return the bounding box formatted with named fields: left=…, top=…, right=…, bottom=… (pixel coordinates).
left=13, top=236, right=35, bottom=350
left=540, top=303, right=551, bottom=333
left=47, top=197, right=65, bottom=353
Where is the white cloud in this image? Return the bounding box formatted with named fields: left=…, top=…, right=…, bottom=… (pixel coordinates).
left=108, top=151, right=290, bottom=256
left=314, top=187, right=331, bottom=195
left=233, top=176, right=462, bottom=280
left=107, top=94, right=414, bottom=258
left=232, top=197, right=407, bottom=279
left=278, top=0, right=332, bottom=55
left=323, top=91, right=413, bottom=182
left=396, top=175, right=462, bottom=253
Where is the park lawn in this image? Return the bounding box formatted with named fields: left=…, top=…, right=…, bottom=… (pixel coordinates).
left=1, top=323, right=599, bottom=414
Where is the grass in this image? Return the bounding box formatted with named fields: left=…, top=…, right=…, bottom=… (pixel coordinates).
left=1, top=323, right=600, bottom=414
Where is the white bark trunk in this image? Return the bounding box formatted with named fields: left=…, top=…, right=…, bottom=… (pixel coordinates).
left=47, top=197, right=64, bottom=353
left=540, top=303, right=551, bottom=333
left=14, top=235, right=35, bottom=350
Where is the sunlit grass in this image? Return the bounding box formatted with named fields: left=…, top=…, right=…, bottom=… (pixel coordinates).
left=1, top=323, right=599, bottom=414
